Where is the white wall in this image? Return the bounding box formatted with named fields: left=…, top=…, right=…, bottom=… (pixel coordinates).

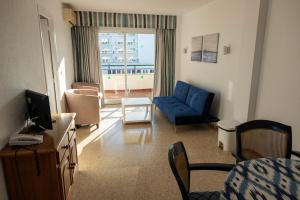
left=0, top=0, right=74, bottom=199
left=178, top=0, right=300, bottom=149
left=255, top=0, right=300, bottom=150
left=178, top=0, right=262, bottom=121
left=0, top=1, right=46, bottom=199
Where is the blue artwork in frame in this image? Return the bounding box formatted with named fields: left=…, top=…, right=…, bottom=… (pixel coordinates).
left=191, top=36, right=203, bottom=62
left=203, top=33, right=219, bottom=63
left=191, top=33, right=219, bottom=63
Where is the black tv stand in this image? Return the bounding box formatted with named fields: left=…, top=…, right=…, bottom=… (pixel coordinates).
left=31, top=125, right=46, bottom=132
left=24, top=124, right=46, bottom=133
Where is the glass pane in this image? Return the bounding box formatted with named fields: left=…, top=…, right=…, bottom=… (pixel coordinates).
left=99, top=33, right=126, bottom=104
left=126, top=33, right=155, bottom=99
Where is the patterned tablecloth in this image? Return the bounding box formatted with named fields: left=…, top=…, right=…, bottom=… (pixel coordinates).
left=222, top=158, right=300, bottom=200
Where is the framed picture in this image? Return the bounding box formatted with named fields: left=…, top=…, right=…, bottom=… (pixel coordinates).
left=191, top=36, right=203, bottom=62
left=202, top=33, right=219, bottom=63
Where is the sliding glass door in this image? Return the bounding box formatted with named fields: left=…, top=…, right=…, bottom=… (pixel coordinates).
left=99, top=33, right=126, bottom=103
left=99, top=31, right=155, bottom=104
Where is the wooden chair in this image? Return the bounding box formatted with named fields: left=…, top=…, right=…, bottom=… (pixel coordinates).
left=168, top=142, right=234, bottom=200
left=233, top=120, right=300, bottom=162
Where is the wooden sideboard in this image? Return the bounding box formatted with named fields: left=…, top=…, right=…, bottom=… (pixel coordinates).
left=0, top=113, right=78, bottom=200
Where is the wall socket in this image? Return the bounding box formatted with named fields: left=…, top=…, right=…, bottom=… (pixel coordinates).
left=183, top=48, right=188, bottom=54
left=223, top=45, right=231, bottom=55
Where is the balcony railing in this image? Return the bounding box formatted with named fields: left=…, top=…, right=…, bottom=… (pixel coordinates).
left=101, top=64, right=155, bottom=75
left=101, top=64, right=155, bottom=100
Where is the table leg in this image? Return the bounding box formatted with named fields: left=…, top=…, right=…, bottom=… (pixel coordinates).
left=122, top=105, right=125, bottom=123
left=145, top=106, right=149, bottom=122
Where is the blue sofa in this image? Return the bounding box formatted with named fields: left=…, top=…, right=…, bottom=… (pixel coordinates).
left=153, top=81, right=218, bottom=125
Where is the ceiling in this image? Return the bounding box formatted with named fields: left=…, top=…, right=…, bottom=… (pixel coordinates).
left=62, top=0, right=215, bottom=15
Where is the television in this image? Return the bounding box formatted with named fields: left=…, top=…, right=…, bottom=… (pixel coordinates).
left=25, top=90, right=53, bottom=130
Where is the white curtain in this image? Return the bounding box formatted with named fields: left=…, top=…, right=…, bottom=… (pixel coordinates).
left=154, top=29, right=176, bottom=97
left=71, top=26, right=104, bottom=104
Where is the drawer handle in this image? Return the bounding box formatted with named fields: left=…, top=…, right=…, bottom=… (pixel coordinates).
left=61, top=145, right=70, bottom=149
left=70, top=163, right=76, bottom=167
left=69, top=163, right=76, bottom=169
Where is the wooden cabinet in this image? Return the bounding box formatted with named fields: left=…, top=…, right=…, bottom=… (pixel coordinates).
left=60, top=150, right=72, bottom=200
left=0, top=113, right=78, bottom=200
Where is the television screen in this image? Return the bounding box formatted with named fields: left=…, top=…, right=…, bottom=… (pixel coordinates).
left=25, top=90, right=53, bottom=130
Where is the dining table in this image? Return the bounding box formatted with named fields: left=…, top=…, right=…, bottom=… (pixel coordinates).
left=221, top=158, right=300, bottom=200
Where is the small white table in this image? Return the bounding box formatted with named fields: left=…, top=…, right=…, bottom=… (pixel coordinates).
left=121, top=97, right=153, bottom=124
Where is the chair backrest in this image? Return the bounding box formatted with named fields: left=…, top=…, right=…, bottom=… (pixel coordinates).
left=168, top=142, right=190, bottom=200
left=236, top=120, right=292, bottom=160
left=72, top=82, right=100, bottom=92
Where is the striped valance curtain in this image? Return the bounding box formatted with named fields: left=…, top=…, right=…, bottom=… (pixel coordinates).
left=75, top=11, right=177, bottom=30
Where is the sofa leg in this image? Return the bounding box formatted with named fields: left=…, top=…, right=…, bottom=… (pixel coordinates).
left=96, top=124, right=99, bottom=129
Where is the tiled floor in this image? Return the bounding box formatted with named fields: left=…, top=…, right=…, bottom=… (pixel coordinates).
left=72, top=106, right=235, bottom=200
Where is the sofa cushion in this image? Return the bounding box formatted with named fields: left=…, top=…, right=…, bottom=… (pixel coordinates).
left=153, top=96, right=178, bottom=107
left=185, top=86, right=212, bottom=115
left=174, top=81, right=190, bottom=102
left=164, top=103, right=198, bottom=124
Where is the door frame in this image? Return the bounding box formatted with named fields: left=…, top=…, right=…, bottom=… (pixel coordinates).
left=37, top=5, right=60, bottom=113
left=99, top=28, right=156, bottom=104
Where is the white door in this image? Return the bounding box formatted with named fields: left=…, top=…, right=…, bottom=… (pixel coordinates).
left=40, top=16, right=57, bottom=113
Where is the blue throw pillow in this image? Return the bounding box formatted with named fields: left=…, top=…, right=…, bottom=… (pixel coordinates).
left=173, top=81, right=190, bottom=102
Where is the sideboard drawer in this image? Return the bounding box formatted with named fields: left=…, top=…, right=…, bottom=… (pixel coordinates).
left=68, top=120, right=76, bottom=140
left=57, top=133, right=69, bottom=162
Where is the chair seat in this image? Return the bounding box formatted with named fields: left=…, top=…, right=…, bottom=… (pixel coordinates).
left=188, top=191, right=220, bottom=200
